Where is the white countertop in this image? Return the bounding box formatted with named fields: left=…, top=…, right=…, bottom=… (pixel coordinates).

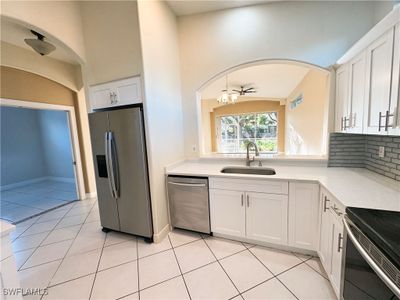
left=166, top=160, right=400, bottom=212
left=0, top=220, right=15, bottom=237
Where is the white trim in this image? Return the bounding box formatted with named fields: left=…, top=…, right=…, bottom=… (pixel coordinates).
left=0, top=98, right=85, bottom=201
left=46, top=177, right=75, bottom=183
left=85, top=192, right=97, bottom=199
left=153, top=223, right=170, bottom=243
left=337, top=6, right=400, bottom=65
left=0, top=177, right=48, bottom=191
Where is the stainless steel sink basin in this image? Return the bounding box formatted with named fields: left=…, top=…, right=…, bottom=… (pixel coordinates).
left=221, top=166, right=276, bottom=175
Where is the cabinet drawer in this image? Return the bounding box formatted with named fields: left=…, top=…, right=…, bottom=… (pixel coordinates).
left=209, top=177, right=288, bottom=194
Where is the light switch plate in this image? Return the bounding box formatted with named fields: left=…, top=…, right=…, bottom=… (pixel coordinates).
left=379, top=146, right=385, bottom=158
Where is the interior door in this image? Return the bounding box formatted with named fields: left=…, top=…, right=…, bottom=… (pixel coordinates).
left=88, top=111, right=120, bottom=231
left=246, top=192, right=288, bottom=245
left=108, top=107, right=153, bottom=238
left=364, top=28, right=394, bottom=134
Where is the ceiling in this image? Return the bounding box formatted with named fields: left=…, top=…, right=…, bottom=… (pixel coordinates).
left=1, top=18, right=79, bottom=65
left=201, top=64, right=310, bottom=100
left=166, top=0, right=276, bottom=16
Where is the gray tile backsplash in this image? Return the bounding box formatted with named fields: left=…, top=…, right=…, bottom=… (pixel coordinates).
left=328, top=133, right=400, bottom=181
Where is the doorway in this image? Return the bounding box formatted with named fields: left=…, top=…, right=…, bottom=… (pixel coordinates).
left=0, top=100, right=84, bottom=223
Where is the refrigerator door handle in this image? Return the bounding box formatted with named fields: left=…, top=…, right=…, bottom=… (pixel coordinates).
left=105, top=131, right=116, bottom=199
left=109, top=131, right=120, bottom=198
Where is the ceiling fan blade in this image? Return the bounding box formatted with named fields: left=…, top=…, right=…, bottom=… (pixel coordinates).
left=246, top=90, right=257, bottom=93
left=232, top=89, right=241, bottom=93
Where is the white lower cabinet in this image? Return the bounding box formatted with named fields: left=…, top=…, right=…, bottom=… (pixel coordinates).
left=318, top=188, right=345, bottom=299
left=209, top=178, right=319, bottom=250
left=246, top=192, right=288, bottom=245
left=209, top=189, right=246, bottom=238
left=288, top=182, right=319, bottom=250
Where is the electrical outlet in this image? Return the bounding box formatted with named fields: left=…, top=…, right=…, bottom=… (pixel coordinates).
left=192, top=144, right=197, bottom=152
left=379, top=146, right=385, bottom=158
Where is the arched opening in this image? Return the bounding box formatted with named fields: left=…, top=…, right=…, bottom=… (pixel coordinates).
left=196, top=59, right=332, bottom=157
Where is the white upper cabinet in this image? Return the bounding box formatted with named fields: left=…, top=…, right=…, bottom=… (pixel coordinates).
left=389, top=22, right=400, bottom=136
left=335, top=65, right=350, bottom=133
left=363, top=28, right=394, bottom=134
left=347, top=51, right=366, bottom=133
left=89, top=76, right=142, bottom=110
left=288, top=182, right=319, bottom=251
left=335, top=7, right=400, bottom=136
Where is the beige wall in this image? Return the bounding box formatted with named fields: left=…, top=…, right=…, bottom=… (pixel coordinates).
left=1, top=0, right=86, bottom=63
left=206, top=100, right=285, bottom=153
left=137, top=0, right=184, bottom=239
left=0, top=66, right=93, bottom=192
left=80, top=1, right=143, bottom=86
left=178, top=2, right=391, bottom=157
left=285, top=69, right=329, bottom=155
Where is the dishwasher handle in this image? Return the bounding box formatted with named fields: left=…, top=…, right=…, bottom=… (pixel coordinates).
left=168, top=182, right=207, bottom=188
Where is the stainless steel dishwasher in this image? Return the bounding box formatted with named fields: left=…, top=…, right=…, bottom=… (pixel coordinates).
left=167, top=176, right=211, bottom=234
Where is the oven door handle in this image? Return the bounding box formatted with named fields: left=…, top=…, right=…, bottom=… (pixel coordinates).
left=343, top=218, right=400, bottom=298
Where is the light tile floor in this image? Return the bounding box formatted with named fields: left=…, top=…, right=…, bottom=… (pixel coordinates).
left=0, top=180, right=77, bottom=223
left=8, top=198, right=337, bottom=300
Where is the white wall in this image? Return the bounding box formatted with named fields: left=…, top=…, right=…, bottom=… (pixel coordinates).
left=79, top=1, right=143, bottom=86
left=137, top=0, right=185, bottom=239
left=1, top=0, right=86, bottom=63
left=178, top=1, right=393, bottom=157
left=285, top=69, right=330, bottom=155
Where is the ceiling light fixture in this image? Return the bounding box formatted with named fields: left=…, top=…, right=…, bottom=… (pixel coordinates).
left=217, top=75, right=238, bottom=104
left=24, top=30, right=56, bottom=56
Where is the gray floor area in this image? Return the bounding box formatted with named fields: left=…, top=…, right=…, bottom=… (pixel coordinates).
left=0, top=179, right=77, bottom=224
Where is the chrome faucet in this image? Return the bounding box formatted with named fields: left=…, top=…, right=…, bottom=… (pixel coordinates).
left=246, top=141, right=262, bottom=167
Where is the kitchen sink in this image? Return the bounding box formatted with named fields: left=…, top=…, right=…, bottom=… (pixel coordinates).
left=221, top=166, right=276, bottom=175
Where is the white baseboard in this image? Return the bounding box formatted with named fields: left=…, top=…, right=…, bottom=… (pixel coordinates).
left=85, top=192, right=97, bottom=199
left=153, top=223, right=170, bottom=243
left=0, top=177, right=47, bottom=191
left=46, top=176, right=75, bottom=183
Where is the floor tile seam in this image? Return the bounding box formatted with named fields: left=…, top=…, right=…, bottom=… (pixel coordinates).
left=167, top=235, right=192, bottom=300
left=18, top=257, right=63, bottom=272
left=202, top=236, right=242, bottom=296
left=18, top=203, right=77, bottom=271
left=302, top=259, right=331, bottom=281
left=171, top=236, right=203, bottom=250
left=88, top=229, right=108, bottom=300
left=136, top=238, right=141, bottom=300
left=43, top=208, right=94, bottom=291
left=274, top=276, right=300, bottom=300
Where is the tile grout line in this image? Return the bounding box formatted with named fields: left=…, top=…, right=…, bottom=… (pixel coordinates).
left=39, top=200, right=97, bottom=297
left=201, top=236, right=242, bottom=298
left=88, top=228, right=108, bottom=300
left=136, top=237, right=141, bottom=300
left=168, top=234, right=192, bottom=300
left=17, top=202, right=78, bottom=272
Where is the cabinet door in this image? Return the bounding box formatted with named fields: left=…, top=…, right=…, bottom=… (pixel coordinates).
left=90, top=85, right=113, bottom=110
left=246, top=192, right=288, bottom=245
left=330, top=212, right=344, bottom=298
left=113, top=77, right=142, bottom=107
left=364, top=28, right=394, bottom=134
left=288, top=183, right=319, bottom=250
left=348, top=51, right=366, bottom=133
left=389, top=23, right=400, bottom=136
left=335, top=65, right=350, bottom=132
left=209, top=189, right=245, bottom=237
left=318, top=192, right=333, bottom=275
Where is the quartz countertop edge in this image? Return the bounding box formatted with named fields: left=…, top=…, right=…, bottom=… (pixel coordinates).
left=166, top=161, right=400, bottom=212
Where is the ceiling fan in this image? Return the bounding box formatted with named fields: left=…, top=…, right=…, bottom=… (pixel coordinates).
left=232, top=85, right=257, bottom=96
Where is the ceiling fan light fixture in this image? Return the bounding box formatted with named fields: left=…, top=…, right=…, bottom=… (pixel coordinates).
left=24, top=30, right=56, bottom=56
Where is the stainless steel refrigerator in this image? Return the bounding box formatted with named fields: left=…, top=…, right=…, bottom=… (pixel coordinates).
left=89, top=105, right=153, bottom=242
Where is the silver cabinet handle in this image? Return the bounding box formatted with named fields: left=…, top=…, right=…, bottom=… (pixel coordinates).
left=246, top=195, right=250, bottom=207
left=241, top=194, right=244, bottom=206
left=109, top=92, right=114, bottom=104
left=323, top=196, right=330, bottom=212
left=337, top=233, right=343, bottom=252
left=168, top=182, right=206, bottom=187
left=113, top=92, right=118, bottom=103
left=343, top=218, right=400, bottom=298
left=331, top=205, right=343, bottom=216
